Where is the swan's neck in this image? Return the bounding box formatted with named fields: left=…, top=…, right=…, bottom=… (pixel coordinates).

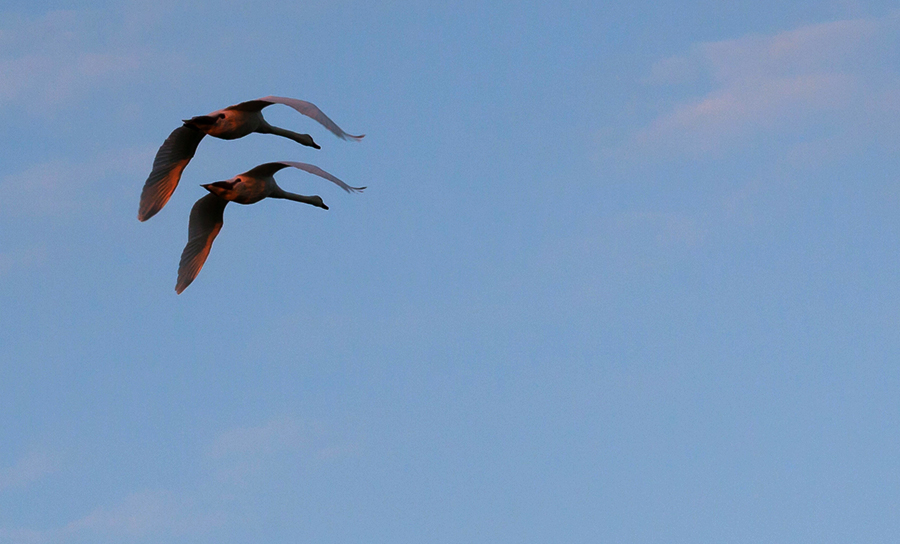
left=270, top=186, right=327, bottom=209
left=259, top=122, right=319, bottom=148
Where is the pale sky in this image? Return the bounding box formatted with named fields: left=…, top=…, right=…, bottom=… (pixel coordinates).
left=2, top=1, right=899, bottom=543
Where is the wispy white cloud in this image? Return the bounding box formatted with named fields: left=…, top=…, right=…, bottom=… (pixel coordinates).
left=0, top=451, right=59, bottom=492
left=0, top=9, right=187, bottom=111
left=0, top=52, right=143, bottom=107
left=617, top=13, right=900, bottom=157
left=0, top=416, right=354, bottom=543
left=0, top=526, right=46, bottom=544
left=207, top=417, right=356, bottom=485
left=0, top=146, right=154, bottom=219
left=209, top=418, right=311, bottom=457
left=0, top=491, right=220, bottom=544
left=61, top=490, right=220, bottom=538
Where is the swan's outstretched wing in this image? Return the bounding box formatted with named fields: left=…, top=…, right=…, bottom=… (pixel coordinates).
left=227, top=96, right=365, bottom=141
left=176, top=194, right=228, bottom=294
left=249, top=161, right=366, bottom=193
left=139, top=125, right=205, bottom=221
left=241, top=162, right=293, bottom=178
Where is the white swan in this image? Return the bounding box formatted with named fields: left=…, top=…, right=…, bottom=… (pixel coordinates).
left=175, top=161, right=365, bottom=294
left=139, top=96, right=364, bottom=221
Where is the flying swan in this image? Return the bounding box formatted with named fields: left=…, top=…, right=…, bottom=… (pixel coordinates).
left=175, top=161, right=365, bottom=294
left=138, top=96, right=364, bottom=221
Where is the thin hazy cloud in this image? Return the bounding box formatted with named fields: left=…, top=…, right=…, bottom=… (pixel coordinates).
left=208, top=418, right=313, bottom=458
left=0, top=419, right=354, bottom=543
left=0, top=9, right=188, bottom=111
left=62, top=490, right=218, bottom=538
left=0, top=147, right=154, bottom=218
left=0, top=491, right=220, bottom=544
left=0, top=527, right=47, bottom=544
left=0, top=451, right=58, bottom=492
left=206, top=417, right=354, bottom=486
left=616, top=13, right=900, bottom=157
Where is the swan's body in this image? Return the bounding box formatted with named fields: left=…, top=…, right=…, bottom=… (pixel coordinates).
left=139, top=96, right=364, bottom=222
left=175, top=161, right=365, bottom=294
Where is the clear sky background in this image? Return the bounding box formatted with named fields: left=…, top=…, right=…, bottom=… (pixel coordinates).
left=1, top=1, right=899, bottom=542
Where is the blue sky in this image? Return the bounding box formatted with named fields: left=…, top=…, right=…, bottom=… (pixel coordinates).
left=1, top=1, right=899, bottom=542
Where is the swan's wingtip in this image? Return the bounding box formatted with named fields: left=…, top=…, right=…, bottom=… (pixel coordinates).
left=138, top=202, right=162, bottom=222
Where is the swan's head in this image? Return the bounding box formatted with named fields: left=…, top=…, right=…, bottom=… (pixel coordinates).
left=309, top=195, right=328, bottom=210
left=201, top=180, right=238, bottom=200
